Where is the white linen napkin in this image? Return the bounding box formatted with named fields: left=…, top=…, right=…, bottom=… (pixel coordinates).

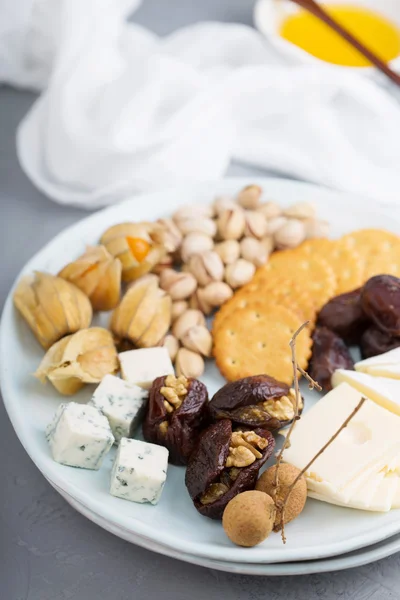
left=3, top=0, right=400, bottom=207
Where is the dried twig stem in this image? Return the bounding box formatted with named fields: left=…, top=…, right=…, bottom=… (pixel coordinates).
left=277, top=396, right=367, bottom=541
left=297, top=366, right=322, bottom=391
left=273, top=321, right=310, bottom=514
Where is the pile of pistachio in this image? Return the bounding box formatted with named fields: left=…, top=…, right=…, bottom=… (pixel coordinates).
left=14, top=184, right=329, bottom=394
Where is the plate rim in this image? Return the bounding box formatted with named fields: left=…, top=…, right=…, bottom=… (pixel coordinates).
left=49, top=474, right=400, bottom=576
left=2, top=176, right=400, bottom=565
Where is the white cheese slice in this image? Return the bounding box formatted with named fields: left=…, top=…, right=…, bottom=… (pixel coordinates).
left=355, top=347, right=400, bottom=379
left=90, top=374, right=148, bottom=443
left=283, top=383, right=400, bottom=492
left=110, top=438, right=168, bottom=504
left=308, top=473, right=400, bottom=512
left=46, top=402, right=114, bottom=470
left=119, top=347, right=174, bottom=389
left=332, top=370, right=400, bottom=416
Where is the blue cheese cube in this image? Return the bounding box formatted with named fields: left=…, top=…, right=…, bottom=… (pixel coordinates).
left=119, top=347, right=174, bottom=389
left=90, top=374, right=148, bottom=443
left=46, top=402, right=114, bottom=470
left=110, top=438, right=168, bottom=504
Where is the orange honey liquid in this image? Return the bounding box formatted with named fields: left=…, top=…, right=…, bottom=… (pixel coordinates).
left=280, top=4, right=400, bottom=66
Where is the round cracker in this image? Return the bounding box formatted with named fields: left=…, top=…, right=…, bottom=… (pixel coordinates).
left=296, top=238, right=363, bottom=294
left=340, top=229, right=400, bottom=281
left=214, top=304, right=312, bottom=385
left=254, top=251, right=337, bottom=309
left=212, top=279, right=314, bottom=333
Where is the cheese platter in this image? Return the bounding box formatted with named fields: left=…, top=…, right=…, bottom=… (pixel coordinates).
left=3, top=178, right=400, bottom=571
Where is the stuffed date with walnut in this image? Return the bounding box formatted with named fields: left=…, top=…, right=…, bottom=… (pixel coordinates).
left=208, top=374, right=302, bottom=430
left=185, top=419, right=275, bottom=519
left=141, top=374, right=208, bottom=465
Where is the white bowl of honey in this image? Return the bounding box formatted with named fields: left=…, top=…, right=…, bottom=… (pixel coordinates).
left=254, top=0, right=400, bottom=73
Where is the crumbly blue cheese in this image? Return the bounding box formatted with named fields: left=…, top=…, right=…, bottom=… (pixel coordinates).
left=119, top=347, right=174, bottom=389
left=46, top=402, right=114, bottom=470
left=110, top=438, right=168, bottom=504
left=89, top=374, right=148, bottom=443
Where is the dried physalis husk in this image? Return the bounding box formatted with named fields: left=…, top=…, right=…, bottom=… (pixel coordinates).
left=100, top=222, right=166, bottom=282
left=58, top=245, right=121, bottom=311
left=13, top=271, right=92, bottom=349
left=111, top=275, right=172, bottom=348
left=35, top=327, right=119, bottom=395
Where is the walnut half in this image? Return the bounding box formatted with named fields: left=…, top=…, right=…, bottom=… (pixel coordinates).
left=262, top=388, right=303, bottom=422
left=160, top=374, right=189, bottom=412
left=226, top=431, right=269, bottom=468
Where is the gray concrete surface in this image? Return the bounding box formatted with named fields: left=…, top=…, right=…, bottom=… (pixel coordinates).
left=1, top=1, right=400, bottom=598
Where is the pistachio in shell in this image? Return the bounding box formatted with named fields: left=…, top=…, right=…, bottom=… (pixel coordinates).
left=13, top=271, right=92, bottom=349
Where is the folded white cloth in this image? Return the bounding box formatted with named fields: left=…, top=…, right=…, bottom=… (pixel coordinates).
left=3, top=0, right=400, bottom=208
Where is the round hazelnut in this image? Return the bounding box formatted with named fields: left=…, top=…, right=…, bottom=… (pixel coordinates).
left=255, top=464, right=307, bottom=530
left=284, top=201, right=316, bottom=220
left=172, top=309, right=206, bottom=340
left=171, top=300, right=188, bottom=322
left=213, top=195, right=237, bottom=215
left=236, top=184, right=262, bottom=209
left=257, top=201, right=282, bottom=219
left=240, top=237, right=269, bottom=267
left=217, top=207, right=245, bottom=241
left=243, top=211, right=267, bottom=239
left=304, top=218, right=330, bottom=239
left=214, top=240, right=240, bottom=265
left=175, top=348, right=204, bottom=379
left=176, top=217, right=217, bottom=238
left=222, top=491, right=275, bottom=547
left=159, top=269, right=197, bottom=300
left=201, top=281, right=233, bottom=308
left=224, top=259, right=255, bottom=289
left=188, top=251, right=224, bottom=286
left=180, top=233, right=214, bottom=263
left=274, top=219, right=306, bottom=249
left=162, top=334, right=180, bottom=362
left=181, top=325, right=212, bottom=357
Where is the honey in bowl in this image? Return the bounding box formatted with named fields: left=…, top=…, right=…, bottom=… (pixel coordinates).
left=280, top=4, right=400, bottom=67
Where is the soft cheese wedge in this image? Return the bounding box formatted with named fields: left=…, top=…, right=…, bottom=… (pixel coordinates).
left=332, top=369, right=400, bottom=416
left=283, top=383, right=400, bottom=511
left=355, top=347, right=400, bottom=379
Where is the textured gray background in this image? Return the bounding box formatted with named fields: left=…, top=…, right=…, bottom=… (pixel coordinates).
left=1, top=1, right=400, bottom=598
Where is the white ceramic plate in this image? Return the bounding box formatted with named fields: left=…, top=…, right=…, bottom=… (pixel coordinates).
left=48, top=474, right=400, bottom=576
left=2, top=178, right=400, bottom=566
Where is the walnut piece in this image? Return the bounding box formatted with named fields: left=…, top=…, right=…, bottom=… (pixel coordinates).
left=262, top=388, right=303, bottom=422
left=200, top=483, right=230, bottom=505
left=160, top=374, right=189, bottom=412
left=226, top=431, right=268, bottom=467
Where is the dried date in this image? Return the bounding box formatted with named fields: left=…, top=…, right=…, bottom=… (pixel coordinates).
left=208, top=374, right=300, bottom=429
left=317, top=288, right=368, bottom=344
left=309, top=327, right=354, bottom=392
left=185, top=419, right=275, bottom=519
left=361, top=275, right=400, bottom=336
left=141, top=375, right=208, bottom=466
left=360, top=325, right=400, bottom=359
